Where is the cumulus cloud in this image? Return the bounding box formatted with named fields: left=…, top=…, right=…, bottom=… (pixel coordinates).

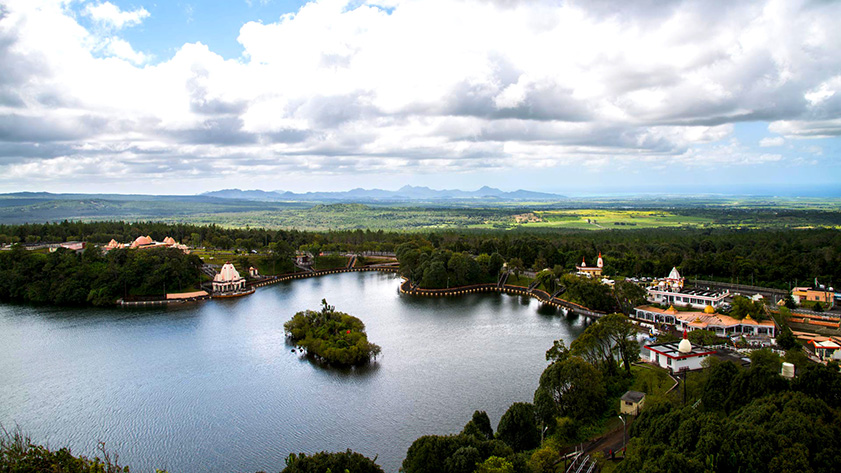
left=83, top=1, right=150, bottom=30
left=0, top=0, right=839, bottom=188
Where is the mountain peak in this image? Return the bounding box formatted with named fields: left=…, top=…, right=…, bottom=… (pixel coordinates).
left=202, top=186, right=565, bottom=202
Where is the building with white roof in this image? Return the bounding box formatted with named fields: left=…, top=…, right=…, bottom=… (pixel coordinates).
left=808, top=339, right=841, bottom=362
left=644, top=331, right=715, bottom=372
left=212, top=262, right=246, bottom=294
left=646, top=267, right=729, bottom=309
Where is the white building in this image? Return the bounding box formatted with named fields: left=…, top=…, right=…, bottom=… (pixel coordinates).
left=212, top=262, right=246, bottom=294
left=644, top=332, right=714, bottom=372
left=808, top=339, right=841, bottom=362
left=646, top=267, right=729, bottom=309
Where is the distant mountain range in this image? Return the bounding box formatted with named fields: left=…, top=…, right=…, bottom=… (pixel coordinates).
left=201, top=186, right=566, bottom=202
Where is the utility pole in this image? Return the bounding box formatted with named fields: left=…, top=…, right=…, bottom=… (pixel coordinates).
left=618, top=415, right=626, bottom=455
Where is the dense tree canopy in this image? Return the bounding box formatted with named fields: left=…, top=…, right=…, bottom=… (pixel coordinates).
left=0, top=246, right=202, bottom=306
left=496, top=403, right=540, bottom=453
left=534, top=356, right=606, bottom=425
left=570, top=313, right=640, bottom=375
left=620, top=360, right=841, bottom=473
left=281, top=449, right=384, bottom=473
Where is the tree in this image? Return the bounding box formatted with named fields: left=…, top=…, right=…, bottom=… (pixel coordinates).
left=613, top=280, right=647, bottom=315
left=534, top=356, right=606, bottom=423
left=570, top=313, right=638, bottom=375
left=444, top=447, right=482, bottom=473
left=475, top=456, right=514, bottom=473
left=776, top=326, right=798, bottom=350
left=792, top=361, right=841, bottom=408
left=448, top=252, right=479, bottom=287
left=534, top=269, right=556, bottom=293
left=701, top=361, right=739, bottom=412
left=496, top=402, right=540, bottom=452
left=725, top=363, right=789, bottom=413
left=545, top=339, right=570, bottom=363
left=488, top=253, right=505, bottom=278
left=462, top=410, right=494, bottom=440
left=281, top=449, right=383, bottom=473
left=283, top=302, right=381, bottom=366
left=784, top=294, right=797, bottom=310
left=749, top=348, right=782, bottom=373
left=403, top=435, right=472, bottom=473
left=422, top=260, right=448, bottom=289
left=730, top=295, right=768, bottom=321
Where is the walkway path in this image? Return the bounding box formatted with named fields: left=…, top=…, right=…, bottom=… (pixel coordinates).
left=399, top=279, right=606, bottom=320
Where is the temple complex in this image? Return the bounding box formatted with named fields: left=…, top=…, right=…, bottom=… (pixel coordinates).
left=212, top=262, right=246, bottom=294
left=635, top=304, right=778, bottom=338
left=103, top=236, right=190, bottom=253
left=646, top=267, right=728, bottom=309
left=576, top=253, right=603, bottom=277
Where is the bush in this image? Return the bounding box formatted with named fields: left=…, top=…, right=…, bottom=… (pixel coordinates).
left=281, top=449, right=383, bottom=473
left=0, top=429, right=128, bottom=473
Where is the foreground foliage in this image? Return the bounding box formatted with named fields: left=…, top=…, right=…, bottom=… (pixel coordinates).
left=618, top=360, right=841, bottom=473
left=0, top=429, right=128, bottom=473
left=402, top=408, right=531, bottom=473
left=281, top=449, right=383, bottom=473
left=284, top=300, right=382, bottom=366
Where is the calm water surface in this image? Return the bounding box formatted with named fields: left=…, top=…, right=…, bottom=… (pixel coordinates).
left=0, top=272, right=587, bottom=472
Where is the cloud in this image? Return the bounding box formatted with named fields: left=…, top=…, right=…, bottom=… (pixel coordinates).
left=103, top=37, right=148, bottom=64
left=0, top=0, right=840, bottom=189
left=759, top=136, right=785, bottom=147
left=83, top=1, right=150, bottom=30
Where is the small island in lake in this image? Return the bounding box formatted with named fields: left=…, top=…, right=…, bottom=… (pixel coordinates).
left=284, top=299, right=382, bottom=367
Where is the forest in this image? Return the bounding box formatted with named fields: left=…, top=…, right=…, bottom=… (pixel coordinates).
left=0, top=220, right=839, bottom=308
left=0, top=245, right=203, bottom=305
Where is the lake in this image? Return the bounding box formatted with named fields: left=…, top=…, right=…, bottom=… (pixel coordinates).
left=0, top=271, right=588, bottom=472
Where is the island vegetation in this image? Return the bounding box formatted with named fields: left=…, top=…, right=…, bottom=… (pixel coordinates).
left=284, top=300, right=382, bottom=367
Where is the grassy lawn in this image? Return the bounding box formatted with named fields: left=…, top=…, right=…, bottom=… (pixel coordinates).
left=629, top=364, right=677, bottom=399
left=525, top=209, right=714, bottom=230
left=313, top=254, right=350, bottom=270
left=506, top=274, right=535, bottom=287
left=192, top=249, right=241, bottom=265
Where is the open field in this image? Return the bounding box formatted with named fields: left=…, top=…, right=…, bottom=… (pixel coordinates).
left=2, top=193, right=841, bottom=231
left=513, top=209, right=714, bottom=230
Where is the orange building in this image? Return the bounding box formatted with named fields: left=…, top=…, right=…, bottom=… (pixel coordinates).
left=792, top=287, right=833, bottom=305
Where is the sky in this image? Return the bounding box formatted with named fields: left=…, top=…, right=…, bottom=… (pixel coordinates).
left=0, top=0, right=840, bottom=196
